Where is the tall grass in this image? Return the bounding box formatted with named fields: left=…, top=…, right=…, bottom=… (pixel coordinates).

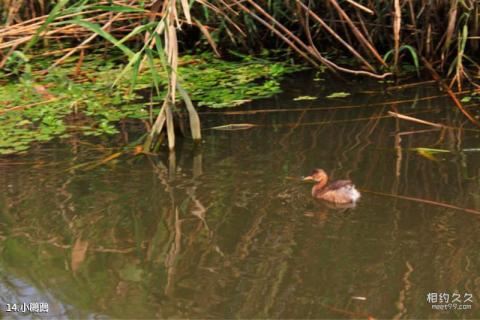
left=2, top=1, right=478, bottom=78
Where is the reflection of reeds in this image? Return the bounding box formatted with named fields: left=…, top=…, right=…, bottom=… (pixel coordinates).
left=1, top=84, right=480, bottom=317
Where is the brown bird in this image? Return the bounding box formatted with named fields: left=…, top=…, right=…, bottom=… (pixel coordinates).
left=303, top=169, right=360, bottom=204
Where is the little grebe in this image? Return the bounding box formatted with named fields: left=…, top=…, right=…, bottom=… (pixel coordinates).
left=303, top=169, right=360, bottom=204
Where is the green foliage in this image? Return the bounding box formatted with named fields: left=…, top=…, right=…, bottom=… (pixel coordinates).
left=181, top=54, right=294, bottom=108
left=3, top=51, right=32, bottom=77
left=326, top=91, right=350, bottom=99
left=293, top=95, right=317, bottom=101
left=460, top=90, right=479, bottom=103
left=0, top=53, right=300, bottom=155
left=383, top=45, right=420, bottom=76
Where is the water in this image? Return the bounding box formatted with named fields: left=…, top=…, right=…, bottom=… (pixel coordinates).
left=1, top=73, right=480, bottom=319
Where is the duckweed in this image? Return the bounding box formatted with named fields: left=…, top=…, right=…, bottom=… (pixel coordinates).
left=0, top=53, right=302, bottom=155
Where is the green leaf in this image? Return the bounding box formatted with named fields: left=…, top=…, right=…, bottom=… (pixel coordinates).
left=117, top=22, right=155, bottom=46
left=293, top=95, right=317, bottom=101
left=146, top=49, right=162, bottom=96
left=411, top=147, right=450, bottom=153
left=113, top=51, right=142, bottom=87
left=91, top=5, right=146, bottom=13
left=384, top=45, right=420, bottom=76
left=399, top=45, right=420, bottom=76
left=326, top=92, right=350, bottom=98
left=412, top=147, right=450, bottom=161
left=66, top=19, right=134, bottom=58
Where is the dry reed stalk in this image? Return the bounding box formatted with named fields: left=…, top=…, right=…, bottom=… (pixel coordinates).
left=0, top=0, right=138, bottom=42
left=472, top=2, right=479, bottom=50
left=394, top=128, right=442, bottom=136
left=393, top=0, right=401, bottom=72
left=385, top=80, right=437, bottom=91
left=345, top=0, right=373, bottom=15
left=49, top=3, right=137, bottom=70
left=4, top=0, right=24, bottom=26
left=319, top=18, right=419, bottom=31
left=422, top=56, right=480, bottom=128
left=0, top=9, right=105, bottom=37
left=242, top=0, right=326, bottom=64
left=387, top=111, right=444, bottom=128
left=328, top=0, right=387, bottom=67
left=406, top=0, right=421, bottom=50
left=425, top=23, right=432, bottom=57
left=194, top=18, right=221, bottom=57
left=0, top=12, right=137, bottom=50
left=145, top=2, right=173, bottom=150
left=144, top=0, right=201, bottom=151
left=322, top=60, right=392, bottom=79
left=74, top=48, right=85, bottom=76
left=443, top=0, right=459, bottom=65
left=177, top=83, right=201, bottom=140
left=295, top=0, right=376, bottom=72
left=228, top=0, right=323, bottom=69
left=234, top=0, right=392, bottom=78
left=195, top=0, right=246, bottom=36
left=355, top=10, right=374, bottom=44
left=363, top=189, right=480, bottom=215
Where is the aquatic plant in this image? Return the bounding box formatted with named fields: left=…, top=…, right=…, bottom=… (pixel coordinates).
left=0, top=52, right=297, bottom=155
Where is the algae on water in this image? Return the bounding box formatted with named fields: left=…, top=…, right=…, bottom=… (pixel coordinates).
left=0, top=53, right=301, bottom=155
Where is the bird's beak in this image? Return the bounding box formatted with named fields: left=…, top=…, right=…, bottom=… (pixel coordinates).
left=302, top=175, right=314, bottom=181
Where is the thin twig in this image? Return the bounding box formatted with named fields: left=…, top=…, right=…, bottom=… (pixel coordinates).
left=388, top=111, right=444, bottom=128
left=363, top=189, right=480, bottom=216
left=422, top=57, right=480, bottom=128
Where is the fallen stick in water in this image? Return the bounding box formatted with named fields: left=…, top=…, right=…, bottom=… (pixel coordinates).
left=362, top=189, right=480, bottom=216
left=388, top=111, right=444, bottom=128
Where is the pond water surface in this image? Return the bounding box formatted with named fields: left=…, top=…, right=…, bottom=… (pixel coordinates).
left=1, top=73, right=480, bottom=319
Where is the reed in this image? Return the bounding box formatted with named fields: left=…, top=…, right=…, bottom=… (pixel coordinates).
left=1, top=0, right=479, bottom=149
left=3, top=1, right=478, bottom=78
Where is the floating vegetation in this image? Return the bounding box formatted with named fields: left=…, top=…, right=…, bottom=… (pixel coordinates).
left=180, top=55, right=296, bottom=108
left=412, top=148, right=449, bottom=161
left=210, top=123, right=258, bottom=131
left=411, top=147, right=480, bottom=161
left=460, top=91, right=479, bottom=103
left=293, top=95, right=317, bottom=101
left=0, top=53, right=300, bottom=155
left=326, top=92, right=351, bottom=99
